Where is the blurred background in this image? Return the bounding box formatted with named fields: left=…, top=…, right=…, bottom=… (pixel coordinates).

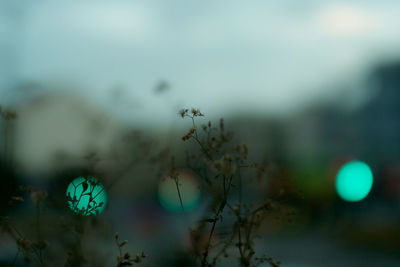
left=1, top=1, right=400, bottom=266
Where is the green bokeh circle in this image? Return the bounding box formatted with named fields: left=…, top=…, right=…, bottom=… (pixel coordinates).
left=158, top=169, right=201, bottom=212
left=335, top=161, right=373, bottom=202
left=66, top=177, right=107, bottom=215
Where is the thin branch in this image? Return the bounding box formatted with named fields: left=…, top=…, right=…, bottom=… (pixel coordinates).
left=174, top=178, right=185, bottom=212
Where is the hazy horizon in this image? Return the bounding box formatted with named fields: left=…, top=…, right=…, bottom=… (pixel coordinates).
left=1, top=0, right=400, bottom=124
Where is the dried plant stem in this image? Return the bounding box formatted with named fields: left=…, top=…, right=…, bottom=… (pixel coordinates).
left=191, top=117, right=198, bottom=140
left=174, top=178, right=185, bottom=212
left=202, top=175, right=233, bottom=266
left=116, top=238, right=123, bottom=258
left=237, top=223, right=247, bottom=266
left=11, top=250, right=19, bottom=267
left=36, top=205, right=44, bottom=267
left=187, top=115, right=213, bottom=161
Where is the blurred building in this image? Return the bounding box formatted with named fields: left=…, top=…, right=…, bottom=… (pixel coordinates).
left=359, top=62, right=400, bottom=166
left=10, top=89, right=124, bottom=175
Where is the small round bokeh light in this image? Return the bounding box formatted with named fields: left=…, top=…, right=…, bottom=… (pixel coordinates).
left=335, top=160, right=373, bottom=202
left=66, top=176, right=107, bottom=215
left=158, top=169, right=201, bottom=212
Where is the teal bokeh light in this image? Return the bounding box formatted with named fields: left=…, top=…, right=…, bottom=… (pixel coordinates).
left=66, top=177, right=107, bottom=215
left=158, top=169, right=201, bottom=212
left=335, top=161, right=373, bottom=202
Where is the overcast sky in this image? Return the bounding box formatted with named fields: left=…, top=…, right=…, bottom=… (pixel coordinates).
left=1, top=0, right=400, bottom=124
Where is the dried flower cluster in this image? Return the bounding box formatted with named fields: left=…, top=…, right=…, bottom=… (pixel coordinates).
left=179, top=108, right=204, bottom=118
left=0, top=215, right=48, bottom=266
left=176, top=108, right=281, bottom=267
left=115, top=232, right=147, bottom=266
